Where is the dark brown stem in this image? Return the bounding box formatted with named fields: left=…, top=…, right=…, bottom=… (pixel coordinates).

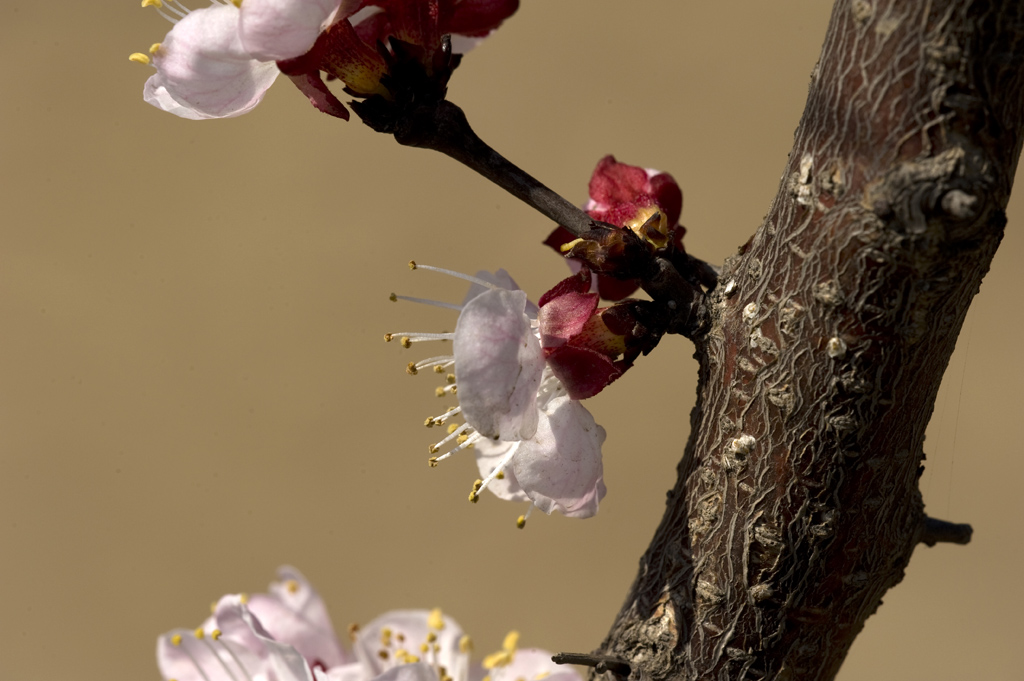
left=920, top=516, right=973, bottom=546
left=390, top=99, right=599, bottom=238
left=599, top=1, right=1024, bottom=680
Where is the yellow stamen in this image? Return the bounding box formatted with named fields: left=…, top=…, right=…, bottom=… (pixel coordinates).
left=446, top=373, right=456, bottom=384
left=424, top=418, right=435, bottom=427
left=433, top=366, right=444, bottom=374
left=409, top=260, right=418, bottom=270
left=516, top=515, right=527, bottom=529
left=381, top=627, right=392, bottom=645
left=535, top=673, right=551, bottom=680
left=378, top=650, right=389, bottom=660
left=149, top=43, right=161, bottom=54
left=502, top=631, right=519, bottom=653
left=427, top=608, right=445, bottom=630
left=406, top=362, right=419, bottom=375
left=171, top=634, right=182, bottom=647
left=435, top=387, right=446, bottom=397
left=348, top=623, right=361, bottom=642
left=428, top=457, right=439, bottom=468
left=459, top=635, right=473, bottom=653
left=456, top=434, right=469, bottom=445
left=285, top=579, right=299, bottom=594
left=426, top=632, right=437, bottom=644
left=400, top=337, right=411, bottom=348
left=389, top=293, right=398, bottom=302
left=384, top=334, right=394, bottom=342
left=128, top=53, right=151, bottom=65
left=447, top=424, right=459, bottom=434
left=210, top=601, right=218, bottom=613
left=496, top=471, right=505, bottom=480
left=230, top=0, right=243, bottom=8
left=211, top=629, right=222, bottom=640
left=194, top=628, right=205, bottom=640
left=239, top=593, right=249, bottom=605
left=141, top=0, right=164, bottom=8
left=482, top=651, right=511, bottom=669
left=420, top=642, right=430, bottom=654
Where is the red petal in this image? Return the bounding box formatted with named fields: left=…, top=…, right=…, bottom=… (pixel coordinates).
left=588, top=155, right=651, bottom=205
left=538, top=290, right=598, bottom=349
left=538, top=268, right=592, bottom=308
left=446, top=0, right=520, bottom=35
left=545, top=346, right=623, bottom=400
left=648, top=172, right=683, bottom=227
left=285, top=73, right=350, bottom=119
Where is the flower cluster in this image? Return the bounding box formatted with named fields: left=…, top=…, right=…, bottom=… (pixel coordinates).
left=544, top=155, right=686, bottom=300
left=129, top=0, right=518, bottom=120
left=158, top=566, right=580, bottom=681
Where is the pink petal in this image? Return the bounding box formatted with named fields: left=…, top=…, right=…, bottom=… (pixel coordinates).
left=354, top=611, right=468, bottom=681
left=240, top=0, right=352, bottom=62
left=245, top=566, right=349, bottom=669
left=453, top=288, right=544, bottom=440
left=512, top=397, right=607, bottom=519
left=474, top=439, right=529, bottom=501
left=145, top=4, right=279, bottom=120
left=215, top=597, right=315, bottom=681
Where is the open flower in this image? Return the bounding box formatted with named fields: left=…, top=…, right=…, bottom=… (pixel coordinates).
left=544, top=155, right=685, bottom=300
left=129, top=0, right=519, bottom=120
left=386, top=263, right=608, bottom=524
left=157, top=566, right=581, bottom=681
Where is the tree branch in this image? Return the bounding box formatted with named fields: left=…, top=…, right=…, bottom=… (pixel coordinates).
left=599, top=1, right=1024, bottom=679
left=920, top=516, right=973, bottom=546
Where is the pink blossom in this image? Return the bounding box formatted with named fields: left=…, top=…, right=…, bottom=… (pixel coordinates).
left=387, top=264, right=607, bottom=523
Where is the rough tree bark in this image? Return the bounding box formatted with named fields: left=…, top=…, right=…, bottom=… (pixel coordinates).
left=597, top=1, right=1024, bottom=679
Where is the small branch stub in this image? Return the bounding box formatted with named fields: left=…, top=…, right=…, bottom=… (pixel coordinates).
left=920, top=516, right=973, bottom=546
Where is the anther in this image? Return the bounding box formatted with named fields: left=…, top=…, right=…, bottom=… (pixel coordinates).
left=286, top=579, right=299, bottom=594
left=390, top=293, right=398, bottom=302
left=446, top=373, right=456, bottom=384
left=428, top=457, right=439, bottom=468
left=428, top=608, right=445, bottom=630
left=384, top=334, right=394, bottom=342
left=211, top=629, right=222, bottom=640
left=516, top=515, right=527, bottom=529
left=433, top=366, right=444, bottom=373
left=347, top=623, right=360, bottom=642
left=194, top=627, right=205, bottom=640
left=447, top=424, right=459, bottom=434
left=128, top=53, right=152, bottom=65
left=142, top=0, right=164, bottom=7
left=406, top=362, right=419, bottom=375
left=401, top=337, right=411, bottom=348
left=459, top=635, right=473, bottom=653
left=426, top=632, right=437, bottom=644
left=171, top=634, right=182, bottom=646
left=409, top=260, right=418, bottom=270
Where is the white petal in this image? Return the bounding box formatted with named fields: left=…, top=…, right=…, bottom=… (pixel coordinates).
left=453, top=288, right=544, bottom=440
left=240, top=0, right=348, bottom=61
left=246, top=566, right=348, bottom=668
left=145, top=4, right=279, bottom=119
left=354, top=611, right=467, bottom=681
left=474, top=439, right=529, bottom=502
left=512, top=397, right=607, bottom=518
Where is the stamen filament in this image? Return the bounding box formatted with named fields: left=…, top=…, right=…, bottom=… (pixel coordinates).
left=409, top=263, right=504, bottom=291
left=429, top=423, right=472, bottom=454
left=390, top=294, right=463, bottom=312
left=476, top=442, right=521, bottom=495
left=432, top=432, right=482, bottom=462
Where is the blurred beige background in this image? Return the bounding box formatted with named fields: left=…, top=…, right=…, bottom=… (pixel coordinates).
left=1, top=2, right=1022, bottom=680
